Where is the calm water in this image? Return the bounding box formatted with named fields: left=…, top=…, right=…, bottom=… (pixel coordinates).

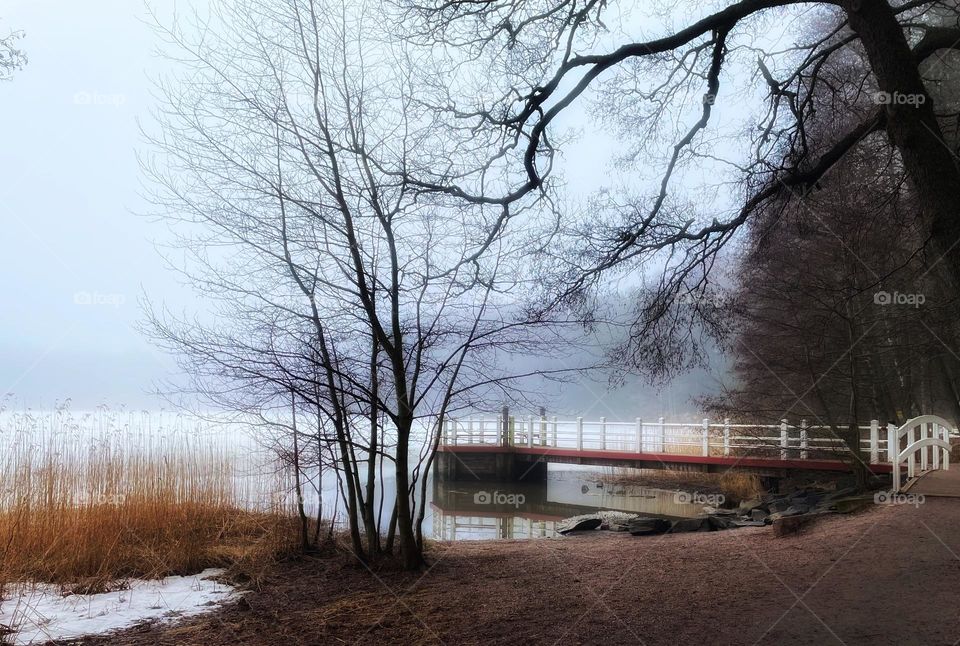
left=0, top=410, right=709, bottom=542
left=312, top=467, right=707, bottom=541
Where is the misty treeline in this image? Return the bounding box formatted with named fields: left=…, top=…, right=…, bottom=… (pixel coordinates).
left=144, top=0, right=960, bottom=567
left=702, top=6, right=960, bottom=475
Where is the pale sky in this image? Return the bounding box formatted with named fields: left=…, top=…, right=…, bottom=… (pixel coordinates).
left=1, top=0, right=185, bottom=408
left=0, top=0, right=755, bottom=413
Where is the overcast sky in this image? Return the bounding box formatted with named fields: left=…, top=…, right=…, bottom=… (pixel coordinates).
left=0, top=0, right=740, bottom=414
left=0, top=0, right=186, bottom=408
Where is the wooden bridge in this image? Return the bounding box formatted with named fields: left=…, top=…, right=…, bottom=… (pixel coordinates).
left=436, top=413, right=957, bottom=488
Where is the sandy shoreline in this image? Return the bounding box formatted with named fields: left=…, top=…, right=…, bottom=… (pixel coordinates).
left=73, top=498, right=960, bottom=645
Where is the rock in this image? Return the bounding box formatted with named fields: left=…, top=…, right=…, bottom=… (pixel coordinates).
left=730, top=519, right=767, bottom=528
left=705, top=507, right=738, bottom=516
left=599, top=511, right=642, bottom=532
left=789, top=491, right=823, bottom=508
left=738, top=498, right=766, bottom=514
left=628, top=517, right=672, bottom=536
left=825, top=486, right=859, bottom=501
left=767, top=498, right=791, bottom=513
left=558, top=514, right=602, bottom=534
left=750, top=508, right=770, bottom=523
left=707, top=515, right=735, bottom=530
left=784, top=504, right=809, bottom=516
left=827, top=495, right=874, bottom=514
left=772, top=513, right=818, bottom=537
left=607, top=522, right=632, bottom=532
left=669, top=517, right=712, bottom=533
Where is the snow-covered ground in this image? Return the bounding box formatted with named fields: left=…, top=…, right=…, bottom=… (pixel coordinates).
left=0, top=569, right=238, bottom=645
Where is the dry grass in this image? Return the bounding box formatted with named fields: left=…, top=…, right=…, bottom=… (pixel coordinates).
left=0, top=410, right=301, bottom=592
left=0, top=502, right=299, bottom=587
left=599, top=468, right=766, bottom=504
left=718, top=472, right=764, bottom=501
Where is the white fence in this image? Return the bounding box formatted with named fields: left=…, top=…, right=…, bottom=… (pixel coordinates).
left=442, top=414, right=957, bottom=466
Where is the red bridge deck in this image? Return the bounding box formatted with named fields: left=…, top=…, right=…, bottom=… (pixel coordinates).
left=438, top=444, right=893, bottom=474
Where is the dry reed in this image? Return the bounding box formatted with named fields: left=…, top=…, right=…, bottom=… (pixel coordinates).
left=0, top=409, right=300, bottom=590
left=719, top=472, right=765, bottom=501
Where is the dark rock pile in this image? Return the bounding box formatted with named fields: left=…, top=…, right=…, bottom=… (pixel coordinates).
left=557, top=486, right=875, bottom=537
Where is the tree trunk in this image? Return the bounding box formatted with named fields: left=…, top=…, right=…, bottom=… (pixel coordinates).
left=384, top=500, right=399, bottom=554
left=843, top=0, right=960, bottom=290
left=393, top=417, right=424, bottom=569
left=290, top=392, right=310, bottom=550
left=364, top=336, right=381, bottom=555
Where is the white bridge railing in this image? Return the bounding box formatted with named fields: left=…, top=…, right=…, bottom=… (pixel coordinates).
left=442, top=414, right=957, bottom=468
left=889, top=415, right=953, bottom=492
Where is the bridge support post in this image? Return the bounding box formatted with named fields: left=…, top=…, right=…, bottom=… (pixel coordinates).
left=908, top=426, right=917, bottom=479
left=576, top=417, right=584, bottom=451
left=552, top=416, right=558, bottom=448
left=601, top=416, right=607, bottom=450
left=500, top=406, right=509, bottom=447
left=723, top=419, right=730, bottom=457
left=434, top=451, right=547, bottom=483
left=539, top=408, right=547, bottom=447
left=702, top=418, right=710, bottom=457
left=888, top=423, right=899, bottom=492
left=780, top=419, right=788, bottom=460
left=944, top=425, right=951, bottom=471
left=527, top=416, right=534, bottom=448
left=636, top=418, right=643, bottom=453
left=658, top=417, right=665, bottom=453
left=868, top=420, right=878, bottom=464
left=934, top=423, right=941, bottom=470
left=921, top=423, right=929, bottom=472
left=887, top=422, right=896, bottom=464
left=800, top=419, right=808, bottom=460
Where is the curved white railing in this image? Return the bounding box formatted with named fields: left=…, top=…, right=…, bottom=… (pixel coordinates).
left=890, top=415, right=954, bottom=492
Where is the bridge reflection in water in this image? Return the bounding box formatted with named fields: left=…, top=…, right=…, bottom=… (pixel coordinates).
left=430, top=470, right=706, bottom=541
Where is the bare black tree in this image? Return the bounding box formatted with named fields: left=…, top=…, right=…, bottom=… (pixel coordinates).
left=144, top=0, right=581, bottom=570
left=400, top=0, right=960, bottom=379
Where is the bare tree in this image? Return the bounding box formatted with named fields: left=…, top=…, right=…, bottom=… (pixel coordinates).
left=701, top=121, right=960, bottom=485
left=399, top=0, right=960, bottom=378
left=144, top=0, right=581, bottom=569
left=0, top=21, right=26, bottom=82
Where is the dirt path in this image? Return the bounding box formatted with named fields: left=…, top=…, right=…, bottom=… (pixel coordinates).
left=81, top=498, right=960, bottom=645
left=907, top=468, right=960, bottom=497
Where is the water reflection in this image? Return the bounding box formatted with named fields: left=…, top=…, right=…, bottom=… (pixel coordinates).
left=430, top=470, right=709, bottom=541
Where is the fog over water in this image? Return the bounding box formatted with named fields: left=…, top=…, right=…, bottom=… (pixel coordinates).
left=0, top=1, right=731, bottom=417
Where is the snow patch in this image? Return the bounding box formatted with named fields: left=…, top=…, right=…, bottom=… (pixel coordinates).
left=0, top=568, right=238, bottom=644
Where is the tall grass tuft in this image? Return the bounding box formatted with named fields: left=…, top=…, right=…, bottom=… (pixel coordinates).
left=719, top=472, right=765, bottom=502
left=0, top=408, right=300, bottom=590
